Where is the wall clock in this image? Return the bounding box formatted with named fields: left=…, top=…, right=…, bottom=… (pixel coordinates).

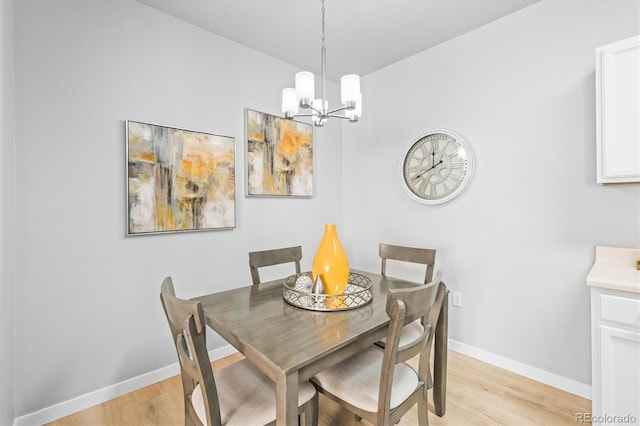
left=400, top=129, right=475, bottom=205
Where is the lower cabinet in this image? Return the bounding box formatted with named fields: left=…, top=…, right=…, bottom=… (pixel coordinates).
left=591, top=287, right=640, bottom=425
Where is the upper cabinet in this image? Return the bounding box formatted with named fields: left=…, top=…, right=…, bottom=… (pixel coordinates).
left=596, top=35, right=640, bottom=184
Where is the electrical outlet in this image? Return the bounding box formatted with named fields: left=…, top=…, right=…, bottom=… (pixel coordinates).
left=452, top=291, right=463, bottom=307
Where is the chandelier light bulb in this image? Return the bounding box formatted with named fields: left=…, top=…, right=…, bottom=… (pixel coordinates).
left=347, top=92, right=362, bottom=122
left=295, top=71, right=315, bottom=107
left=282, top=88, right=299, bottom=118
left=312, top=98, right=328, bottom=111
left=340, top=74, right=361, bottom=109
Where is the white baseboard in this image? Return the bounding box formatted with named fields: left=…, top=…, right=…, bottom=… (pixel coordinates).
left=448, top=339, right=591, bottom=399
left=14, top=340, right=591, bottom=425
left=13, top=345, right=238, bottom=426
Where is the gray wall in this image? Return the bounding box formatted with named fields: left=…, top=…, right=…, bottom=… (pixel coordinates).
left=5, top=0, right=640, bottom=421
left=13, top=0, right=343, bottom=417
left=1, top=0, right=16, bottom=424
left=342, top=0, right=640, bottom=387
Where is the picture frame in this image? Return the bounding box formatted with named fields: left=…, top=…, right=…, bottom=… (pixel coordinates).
left=126, top=120, right=235, bottom=235
left=245, top=109, right=313, bottom=197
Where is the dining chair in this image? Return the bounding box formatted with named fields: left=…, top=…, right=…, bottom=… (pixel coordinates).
left=160, top=277, right=318, bottom=426
left=378, top=243, right=437, bottom=345
left=311, top=272, right=446, bottom=426
left=248, top=245, right=302, bottom=285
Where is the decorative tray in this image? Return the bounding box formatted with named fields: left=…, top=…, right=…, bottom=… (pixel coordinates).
left=283, top=271, right=373, bottom=311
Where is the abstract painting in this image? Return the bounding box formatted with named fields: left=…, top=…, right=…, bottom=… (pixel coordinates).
left=245, top=109, right=313, bottom=196
left=126, top=120, right=235, bottom=235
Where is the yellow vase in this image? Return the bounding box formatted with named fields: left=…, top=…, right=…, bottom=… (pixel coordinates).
left=312, top=224, right=349, bottom=295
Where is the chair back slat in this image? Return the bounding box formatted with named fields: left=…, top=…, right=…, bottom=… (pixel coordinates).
left=379, top=243, right=436, bottom=284
left=249, top=245, right=302, bottom=284
left=396, top=324, right=431, bottom=364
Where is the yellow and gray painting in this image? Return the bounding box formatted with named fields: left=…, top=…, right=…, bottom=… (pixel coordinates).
left=127, top=121, right=235, bottom=234
left=246, top=110, right=313, bottom=196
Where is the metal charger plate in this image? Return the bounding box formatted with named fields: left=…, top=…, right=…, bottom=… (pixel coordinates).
left=283, top=271, right=373, bottom=311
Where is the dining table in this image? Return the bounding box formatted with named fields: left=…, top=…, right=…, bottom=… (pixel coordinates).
left=192, top=269, right=448, bottom=426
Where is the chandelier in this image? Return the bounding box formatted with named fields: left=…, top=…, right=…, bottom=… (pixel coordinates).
left=281, top=0, right=362, bottom=127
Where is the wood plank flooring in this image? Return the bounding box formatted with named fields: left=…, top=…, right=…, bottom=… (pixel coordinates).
left=46, top=350, right=591, bottom=425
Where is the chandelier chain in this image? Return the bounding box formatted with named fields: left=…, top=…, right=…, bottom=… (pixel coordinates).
left=321, top=0, right=326, bottom=49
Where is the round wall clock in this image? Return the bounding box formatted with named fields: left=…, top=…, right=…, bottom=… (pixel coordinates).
left=400, top=129, right=475, bottom=205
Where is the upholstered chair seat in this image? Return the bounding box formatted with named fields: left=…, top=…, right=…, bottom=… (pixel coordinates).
left=191, top=358, right=316, bottom=426
left=312, top=346, right=419, bottom=413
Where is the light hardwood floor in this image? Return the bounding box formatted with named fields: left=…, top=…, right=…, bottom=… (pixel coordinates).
left=46, top=350, right=591, bottom=425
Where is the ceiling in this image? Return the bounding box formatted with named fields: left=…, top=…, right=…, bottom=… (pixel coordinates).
left=135, top=0, right=540, bottom=82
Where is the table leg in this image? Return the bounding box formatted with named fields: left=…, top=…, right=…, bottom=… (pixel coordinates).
left=276, top=371, right=299, bottom=426
left=434, top=290, right=449, bottom=417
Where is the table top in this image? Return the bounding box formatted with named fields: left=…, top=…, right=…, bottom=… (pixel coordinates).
left=192, top=269, right=419, bottom=376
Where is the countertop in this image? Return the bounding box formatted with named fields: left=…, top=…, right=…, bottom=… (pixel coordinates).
left=587, top=246, right=640, bottom=294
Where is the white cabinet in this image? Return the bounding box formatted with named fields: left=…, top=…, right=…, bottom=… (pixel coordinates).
left=596, top=35, right=640, bottom=184
left=588, top=247, right=640, bottom=425
left=591, top=289, right=640, bottom=425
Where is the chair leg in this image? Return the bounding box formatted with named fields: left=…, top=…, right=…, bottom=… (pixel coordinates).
left=418, top=388, right=429, bottom=426
left=302, top=393, right=318, bottom=426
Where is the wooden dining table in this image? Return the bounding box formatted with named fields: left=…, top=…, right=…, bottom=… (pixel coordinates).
left=192, top=269, right=448, bottom=426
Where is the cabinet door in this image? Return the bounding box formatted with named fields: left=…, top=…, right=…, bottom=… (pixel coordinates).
left=596, top=36, right=640, bottom=184
left=598, top=325, right=640, bottom=422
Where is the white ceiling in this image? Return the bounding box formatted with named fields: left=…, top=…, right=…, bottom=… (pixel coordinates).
left=135, top=0, right=540, bottom=82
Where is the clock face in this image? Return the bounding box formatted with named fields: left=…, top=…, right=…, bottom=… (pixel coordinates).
left=400, top=129, right=475, bottom=205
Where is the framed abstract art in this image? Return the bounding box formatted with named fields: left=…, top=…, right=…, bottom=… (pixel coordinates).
left=126, top=120, right=235, bottom=235
left=245, top=109, right=313, bottom=197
